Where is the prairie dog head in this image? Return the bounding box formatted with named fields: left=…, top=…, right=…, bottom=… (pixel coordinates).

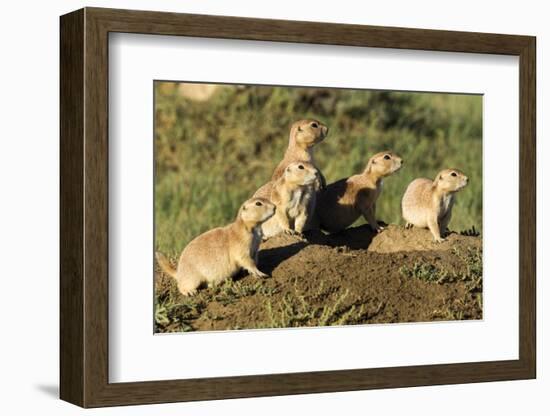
left=365, top=151, right=404, bottom=178
left=283, top=161, right=318, bottom=186
left=239, top=197, right=276, bottom=226
left=290, top=119, right=328, bottom=148
left=433, top=169, right=469, bottom=193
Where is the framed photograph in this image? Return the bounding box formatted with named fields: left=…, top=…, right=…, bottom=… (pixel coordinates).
left=60, top=7, right=536, bottom=408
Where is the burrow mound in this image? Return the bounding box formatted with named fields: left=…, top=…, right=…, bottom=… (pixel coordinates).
left=155, top=225, right=482, bottom=332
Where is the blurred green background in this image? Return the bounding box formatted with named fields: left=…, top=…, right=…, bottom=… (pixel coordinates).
left=155, top=82, right=482, bottom=256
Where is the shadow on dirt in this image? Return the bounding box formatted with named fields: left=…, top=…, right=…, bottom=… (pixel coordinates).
left=258, top=241, right=308, bottom=274
left=305, top=224, right=378, bottom=250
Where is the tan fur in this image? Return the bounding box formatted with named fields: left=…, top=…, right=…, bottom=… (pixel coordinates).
left=268, top=119, right=328, bottom=232
left=271, top=119, right=328, bottom=188
left=401, top=168, right=469, bottom=242
left=253, top=161, right=318, bottom=239
left=316, top=151, right=403, bottom=233
left=155, top=197, right=276, bottom=296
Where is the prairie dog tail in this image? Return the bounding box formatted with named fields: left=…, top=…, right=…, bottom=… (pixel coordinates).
left=155, top=251, right=177, bottom=279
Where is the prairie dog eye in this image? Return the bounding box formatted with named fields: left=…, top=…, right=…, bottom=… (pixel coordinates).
left=255, top=201, right=262, bottom=206
left=298, top=164, right=304, bottom=170
left=451, top=172, right=457, bottom=177
left=383, top=154, right=391, bottom=160
left=310, top=122, right=318, bottom=128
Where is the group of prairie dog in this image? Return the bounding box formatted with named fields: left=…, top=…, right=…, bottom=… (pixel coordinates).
left=156, top=118, right=469, bottom=296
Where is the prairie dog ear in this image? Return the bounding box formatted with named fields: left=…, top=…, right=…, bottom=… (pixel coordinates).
left=297, top=125, right=303, bottom=132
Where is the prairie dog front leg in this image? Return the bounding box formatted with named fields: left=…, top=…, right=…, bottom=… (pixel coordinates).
left=314, top=171, right=326, bottom=191
left=439, top=209, right=452, bottom=237
left=427, top=215, right=444, bottom=242
left=370, top=203, right=384, bottom=230
left=295, top=192, right=315, bottom=233
left=238, top=254, right=269, bottom=278
left=294, top=210, right=308, bottom=234
left=362, top=205, right=382, bottom=232
left=276, top=210, right=295, bottom=234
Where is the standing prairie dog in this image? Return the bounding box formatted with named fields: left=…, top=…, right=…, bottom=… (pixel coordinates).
left=316, top=151, right=403, bottom=233
left=254, top=161, right=318, bottom=239
left=401, top=169, right=469, bottom=242
left=271, top=119, right=329, bottom=189
left=155, top=197, right=276, bottom=296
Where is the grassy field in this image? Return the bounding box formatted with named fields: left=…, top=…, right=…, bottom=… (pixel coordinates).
left=154, top=82, right=482, bottom=257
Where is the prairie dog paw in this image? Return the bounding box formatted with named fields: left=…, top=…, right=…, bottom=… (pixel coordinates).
left=296, top=233, right=307, bottom=242
left=253, top=270, right=269, bottom=279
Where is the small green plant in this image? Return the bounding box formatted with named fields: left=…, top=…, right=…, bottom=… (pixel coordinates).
left=400, top=246, right=482, bottom=288
left=399, top=262, right=450, bottom=283
left=476, top=292, right=483, bottom=309
left=452, top=246, right=483, bottom=287
left=209, top=279, right=280, bottom=306
left=154, top=299, right=170, bottom=326
left=154, top=288, right=208, bottom=332
left=261, top=282, right=360, bottom=328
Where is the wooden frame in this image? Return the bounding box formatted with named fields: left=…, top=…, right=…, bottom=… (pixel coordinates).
left=60, top=7, right=536, bottom=408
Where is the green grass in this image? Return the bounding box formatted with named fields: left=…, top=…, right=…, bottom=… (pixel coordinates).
left=155, top=82, right=482, bottom=256
left=398, top=246, right=483, bottom=321
left=399, top=246, right=483, bottom=287
left=210, top=279, right=280, bottom=306
left=399, top=262, right=450, bottom=283
left=154, top=278, right=282, bottom=332
left=256, top=280, right=387, bottom=329
left=154, top=292, right=206, bottom=333
left=260, top=282, right=355, bottom=328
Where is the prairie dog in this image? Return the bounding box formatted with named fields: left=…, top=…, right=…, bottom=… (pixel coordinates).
left=271, top=119, right=329, bottom=189
left=401, top=169, right=469, bottom=242
left=253, top=161, right=318, bottom=239
left=155, top=197, right=276, bottom=296
left=317, top=151, right=403, bottom=233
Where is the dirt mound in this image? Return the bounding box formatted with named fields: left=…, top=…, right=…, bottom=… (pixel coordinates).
left=155, top=225, right=483, bottom=333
